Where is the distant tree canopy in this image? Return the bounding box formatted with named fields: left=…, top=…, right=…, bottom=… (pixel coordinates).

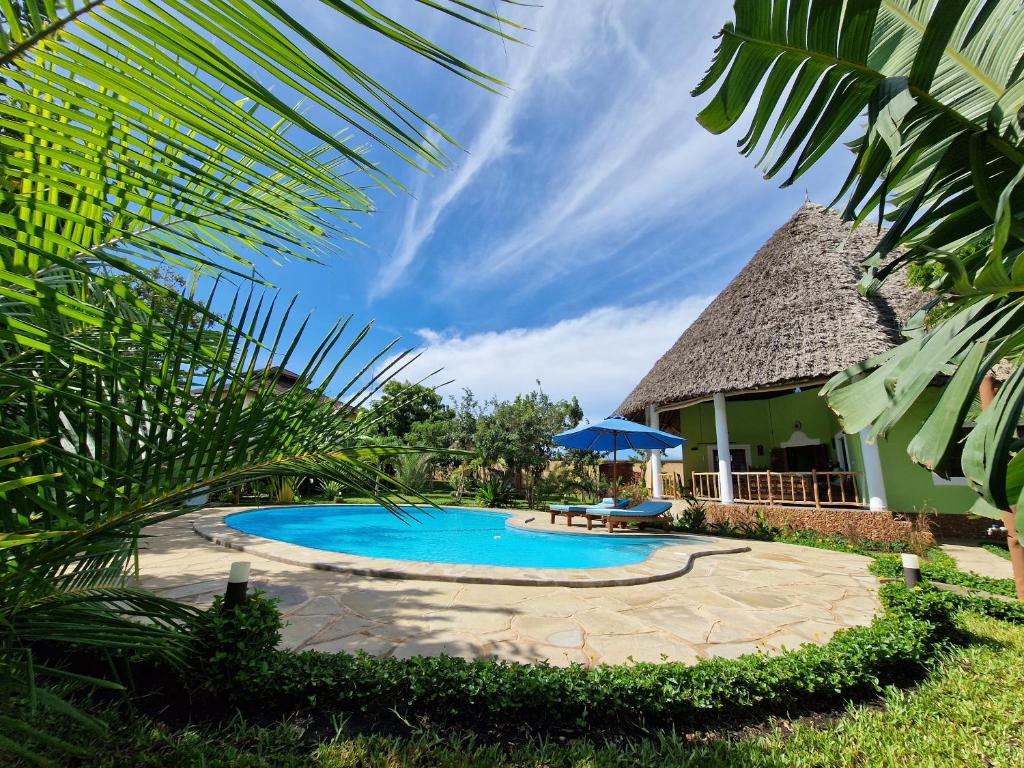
left=365, top=384, right=587, bottom=506
left=475, top=390, right=584, bottom=507
left=109, top=265, right=211, bottom=329
left=367, top=381, right=451, bottom=443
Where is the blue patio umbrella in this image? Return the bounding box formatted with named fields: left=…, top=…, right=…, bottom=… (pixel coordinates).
left=554, top=416, right=686, bottom=498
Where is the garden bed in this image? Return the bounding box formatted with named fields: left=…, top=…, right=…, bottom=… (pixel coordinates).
left=13, top=609, right=1024, bottom=768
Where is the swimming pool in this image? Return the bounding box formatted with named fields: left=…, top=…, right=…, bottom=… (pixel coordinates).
left=225, top=505, right=672, bottom=569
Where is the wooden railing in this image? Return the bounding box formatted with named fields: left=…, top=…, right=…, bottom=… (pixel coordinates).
left=660, top=472, right=684, bottom=499
left=691, top=470, right=865, bottom=508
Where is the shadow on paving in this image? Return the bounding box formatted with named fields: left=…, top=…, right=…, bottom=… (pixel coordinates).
left=135, top=513, right=558, bottom=663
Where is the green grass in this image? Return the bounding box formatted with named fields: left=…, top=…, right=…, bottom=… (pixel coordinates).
left=24, top=614, right=1024, bottom=768
left=340, top=493, right=455, bottom=506
left=339, top=494, right=570, bottom=511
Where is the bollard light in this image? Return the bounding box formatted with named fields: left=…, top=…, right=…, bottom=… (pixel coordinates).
left=901, top=553, right=921, bottom=588
left=223, top=560, right=251, bottom=610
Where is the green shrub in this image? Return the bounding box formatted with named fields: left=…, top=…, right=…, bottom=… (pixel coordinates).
left=320, top=480, right=344, bottom=502
left=879, top=581, right=1024, bottom=627
left=475, top=473, right=515, bottom=507
left=870, top=552, right=1017, bottom=598
left=393, top=454, right=433, bottom=494
left=170, top=586, right=949, bottom=736
left=707, top=511, right=780, bottom=541
left=778, top=530, right=909, bottom=554
left=268, top=476, right=300, bottom=503
left=743, top=510, right=781, bottom=540
left=673, top=496, right=708, bottom=533
left=188, top=592, right=283, bottom=700
left=616, top=481, right=648, bottom=507
left=258, top=612, right=938, bottom=733
left=878, top=583, right=960, bottom=635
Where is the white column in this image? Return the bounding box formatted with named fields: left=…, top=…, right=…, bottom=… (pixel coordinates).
left=858, top=428, right=888, bottom=511
left=713, top=392, right=734, bottom=504
left=646, top=405, right=664, bottom=499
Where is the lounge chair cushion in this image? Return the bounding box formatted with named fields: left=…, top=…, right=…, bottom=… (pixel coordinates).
left=584, top=500, right=672, bottom=517
left=551, top=498, right=625, bottom=513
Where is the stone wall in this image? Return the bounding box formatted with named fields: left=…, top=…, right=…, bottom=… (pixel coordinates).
left=670, top=500, right=993, bottom=542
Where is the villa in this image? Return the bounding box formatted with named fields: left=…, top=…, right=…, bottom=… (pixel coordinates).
left=618, top=203, right=979, bottom=524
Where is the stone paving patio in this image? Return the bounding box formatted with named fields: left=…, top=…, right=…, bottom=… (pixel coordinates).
left=941, top=543, right=1014, bottom=580
left=139, top=511, right=882, bottom=666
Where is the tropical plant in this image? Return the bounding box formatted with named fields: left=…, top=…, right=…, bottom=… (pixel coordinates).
left=695, top=0, right=1024, bottom=597
left=0, top=0, right=523, bottom=756
left=474, top=472, right=515, bottom=508
left=674, top=495, right=708, bottom=533
left=1, top=292, right=442, bottom=756
left=321, top=481, right=345, bottom=503
left=269, top=476, right=300, bottom=504
left=392, top=454, right=434, bottom=495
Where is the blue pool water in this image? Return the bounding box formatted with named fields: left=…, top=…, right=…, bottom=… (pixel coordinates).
left=226, top=505, right=673, bottom=569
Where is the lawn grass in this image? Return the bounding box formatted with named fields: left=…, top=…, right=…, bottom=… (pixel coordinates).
left=37, top=614, right=1024, bottom=768
left=338, top=494, right=571, bottom=511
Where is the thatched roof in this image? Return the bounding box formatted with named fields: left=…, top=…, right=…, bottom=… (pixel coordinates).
left=617, top=202, right=926, bottom=418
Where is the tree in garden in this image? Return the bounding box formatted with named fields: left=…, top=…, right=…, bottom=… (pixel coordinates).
left=367, top=380, right=452, bottom=443
left=555, top=447, right=603, bottom=502
left=0, top=0, right=521, bottom=754
left=695, top=0, right=1024, bottom=597
left=475, top=391, right=584, bottom=508
left=426, top=388, right=483, bottom=500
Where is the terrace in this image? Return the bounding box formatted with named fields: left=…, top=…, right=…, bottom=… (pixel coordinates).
left=140, top=509, right=883, bottom=666
left=690, top=468, right=864, bottom=508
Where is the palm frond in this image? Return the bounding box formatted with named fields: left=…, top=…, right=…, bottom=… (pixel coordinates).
left=695, top=0, right=1024, bottom=271
left=698, top=1, right=1024, bottom=533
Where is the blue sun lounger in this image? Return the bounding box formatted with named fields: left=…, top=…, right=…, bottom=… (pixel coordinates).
left=584, top=500, right=673, bottom=532
left=548, top=497, right=626, bottom=525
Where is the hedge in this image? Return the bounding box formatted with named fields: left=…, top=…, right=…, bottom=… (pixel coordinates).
left=181, top=586, right=955, bottom=736
left=878, top=580, right=1024, bottom=626
left=870, top=552, right=1017, bottom=598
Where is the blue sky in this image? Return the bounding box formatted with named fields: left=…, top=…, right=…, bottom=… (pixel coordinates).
left=236, top=1, right=857, bottom=425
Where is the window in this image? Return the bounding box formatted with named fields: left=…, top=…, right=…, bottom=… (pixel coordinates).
left=708, top=445, right=751, bottom=471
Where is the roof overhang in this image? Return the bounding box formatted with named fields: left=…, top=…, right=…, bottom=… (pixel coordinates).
left=654, top=377, right=830, bottom=414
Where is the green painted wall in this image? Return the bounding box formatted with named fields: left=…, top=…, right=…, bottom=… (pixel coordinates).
left=672, top=386, right=977, bottom=515
left=678, top=388, right=842, bottom=473
left=875, top=390, right=977, bottom=515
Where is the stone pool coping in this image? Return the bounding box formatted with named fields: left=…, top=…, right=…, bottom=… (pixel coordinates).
left=193, top=505, right=750, bottom=587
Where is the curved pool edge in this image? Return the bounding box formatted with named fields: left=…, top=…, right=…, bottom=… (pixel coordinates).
left=193, top=506, right=751, bottom=588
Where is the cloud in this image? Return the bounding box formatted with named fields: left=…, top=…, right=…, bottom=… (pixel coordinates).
left=368, top=6, right=552, bottom=298
left=390, top=295, right=712, bottom=420
left=372, top=1, right=734, bottom=298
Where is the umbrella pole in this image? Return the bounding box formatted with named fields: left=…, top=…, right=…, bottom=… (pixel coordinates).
left=612, top=432, right=618, bottom=503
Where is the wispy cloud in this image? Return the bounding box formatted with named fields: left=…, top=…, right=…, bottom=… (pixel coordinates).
left=371, top=0, right=734, bottom=298
left=389, top=295, right=712, bottom=420
left=369, top=6, right=552, bottom=298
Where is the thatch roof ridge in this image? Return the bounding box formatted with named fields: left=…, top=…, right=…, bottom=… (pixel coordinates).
left=617, top=202, right=925, bottom=418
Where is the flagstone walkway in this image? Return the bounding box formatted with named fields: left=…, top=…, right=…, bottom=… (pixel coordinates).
left=139, top=512, right=881, bottom=666
left=941, top=543, right=1014, bottom=580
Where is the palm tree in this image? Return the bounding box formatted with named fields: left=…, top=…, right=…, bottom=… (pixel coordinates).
left=0, top=0, right=523, bottom=757
left=694, top=0, right=1024, bottom=597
